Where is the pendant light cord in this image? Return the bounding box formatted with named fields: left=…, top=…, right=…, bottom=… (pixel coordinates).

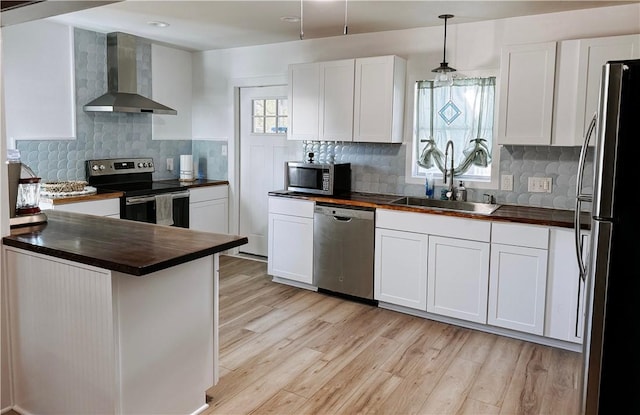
left=344, top=0, right=348, bottom=35
left=441, top=14, right=449, bottom=64
left=300, top=0, right=304, bottom=40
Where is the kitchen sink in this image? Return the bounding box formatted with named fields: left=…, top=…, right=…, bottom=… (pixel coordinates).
left=389, top=196, right=501, bottom=215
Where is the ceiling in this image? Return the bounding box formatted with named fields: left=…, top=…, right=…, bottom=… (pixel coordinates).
left=19, top=1, right=640, bottom=51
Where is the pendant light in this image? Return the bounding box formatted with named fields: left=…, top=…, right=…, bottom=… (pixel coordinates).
left=432, top=14, right=456, bottom=86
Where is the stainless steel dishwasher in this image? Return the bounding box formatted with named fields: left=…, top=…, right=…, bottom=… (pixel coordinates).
left=313, top=203, right=375, bottom=302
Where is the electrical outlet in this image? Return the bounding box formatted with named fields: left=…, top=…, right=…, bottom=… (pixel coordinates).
left=166, top=158, right=173, bottom=171
left=528, top=177, right=552, bottom=193
left=501, top=174, right=514, bottom=191
left=221, top=145, right=227, bottom=156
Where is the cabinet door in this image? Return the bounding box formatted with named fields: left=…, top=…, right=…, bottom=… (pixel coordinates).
left=498, top=42, right=557, bottom=145
left=152, top=44, right=192, bottom=140
left=353, top=55, right=405, bottom=143
left=190, top=199, right=228, bottom=234
left=267, top=213, right=314, bottom=284
left=427, top=236, right=490, bottom=323
left=374, top=228, right=428, bottom=310
left=3, top=20, right=76, bottom=141
left=546, top=228, right=589, bottom=343
left=575, top=34, right=640, bottom=144
left=488, top=244, right=548, bottom=335
left=319, top=59, right=355, bottom=141
left=288, top=62, right=320, bottom=140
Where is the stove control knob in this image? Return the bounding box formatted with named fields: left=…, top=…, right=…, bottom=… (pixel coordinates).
left=148, top=162, right=153, bottom=168
left=99, top=164, right=106, bottom=171
left=137, top=162, right=143, bottom=168
left=143, top=162, right=148, bottom=168
left=92, top=164, right=99, bottom=171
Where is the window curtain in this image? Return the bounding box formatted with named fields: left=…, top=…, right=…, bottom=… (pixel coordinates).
left=415, top=77, right=496, bottom=176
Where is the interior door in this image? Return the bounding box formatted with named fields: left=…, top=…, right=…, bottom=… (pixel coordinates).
left=239, top=85, right=298, bottom=257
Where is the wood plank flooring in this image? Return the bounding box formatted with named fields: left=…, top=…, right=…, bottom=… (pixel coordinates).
left=204, top=255, right=583, bottom=415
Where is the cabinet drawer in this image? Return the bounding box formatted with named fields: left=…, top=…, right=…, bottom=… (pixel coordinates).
left=189, top=185, right=227, bottom=203
left=491, top=222, right=549, bottom=249
left=376, top=209, right=490, bottom=242
left=268, top=197, right=314, bottom=218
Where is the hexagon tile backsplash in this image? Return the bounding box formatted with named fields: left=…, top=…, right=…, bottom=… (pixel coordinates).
left=302, top=141, right=592, bottom=211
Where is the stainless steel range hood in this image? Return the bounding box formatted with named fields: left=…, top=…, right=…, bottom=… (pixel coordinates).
left=84, top=32, right=176, bottom=115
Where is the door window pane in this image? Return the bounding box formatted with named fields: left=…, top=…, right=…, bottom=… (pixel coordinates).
left=252, top=98, right=288, bottom=134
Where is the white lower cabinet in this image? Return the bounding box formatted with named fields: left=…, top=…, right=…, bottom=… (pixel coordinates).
left=267, top=197, right=314, bottom=286
left=374, top=228, right=428, bottom=310
left=427, top=236, right=490, bottom=323
left=49, top=198, right=120, bottom=217
left=189, top=186, right=229, bottom=234
left=545, top=227, right=590, bottom=343
left=488, top=222, right=549, bottom=335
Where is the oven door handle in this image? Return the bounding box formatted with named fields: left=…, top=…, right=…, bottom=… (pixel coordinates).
left=125, top=191, right=190, bottom=205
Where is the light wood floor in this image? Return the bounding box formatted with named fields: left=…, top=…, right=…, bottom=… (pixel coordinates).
left=204, top=255, right=583, bottom=415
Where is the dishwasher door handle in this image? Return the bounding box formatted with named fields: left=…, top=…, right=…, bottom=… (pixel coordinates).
left=332, top=216, right=352, bottom=222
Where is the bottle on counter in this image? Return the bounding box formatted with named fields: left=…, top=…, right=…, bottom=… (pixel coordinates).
left=424, top=173, right=434, bottom=198
left=456, top=181, right=467, bottom=201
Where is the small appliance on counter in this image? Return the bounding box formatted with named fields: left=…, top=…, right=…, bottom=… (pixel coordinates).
left=285, top=154, right=351, bottom=196
left=7, top=150, right=47, bottom=228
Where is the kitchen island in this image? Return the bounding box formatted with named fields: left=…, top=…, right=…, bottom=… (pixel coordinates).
left=2, top=211, right=248, bottom=415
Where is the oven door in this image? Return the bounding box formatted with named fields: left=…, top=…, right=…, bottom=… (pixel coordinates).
left=122, top=190, right=190, bottom=228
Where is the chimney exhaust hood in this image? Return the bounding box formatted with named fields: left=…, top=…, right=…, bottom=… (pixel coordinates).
left=84, top=32, right=177, bottom=115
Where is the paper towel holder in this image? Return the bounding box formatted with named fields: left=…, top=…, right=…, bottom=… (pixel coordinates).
left=179, top=154, right=195, bottom=182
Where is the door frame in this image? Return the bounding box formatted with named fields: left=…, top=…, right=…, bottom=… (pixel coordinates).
left=227, top=75, right=288, bottom=255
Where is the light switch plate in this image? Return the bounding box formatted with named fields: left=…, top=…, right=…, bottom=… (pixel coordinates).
left=166, top=158, right=173, bottom=171
left=501, top=174, right=514, bottom=191
left=528, top=177, right=552, bottom=193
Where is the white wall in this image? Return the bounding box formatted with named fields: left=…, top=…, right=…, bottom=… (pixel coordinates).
left=1, top=26, right=12, bottom=411
left=191, top=3, right=640, bottom=142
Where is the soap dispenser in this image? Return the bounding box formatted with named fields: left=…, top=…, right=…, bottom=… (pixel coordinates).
left=456, top=181, right=467, bottom=201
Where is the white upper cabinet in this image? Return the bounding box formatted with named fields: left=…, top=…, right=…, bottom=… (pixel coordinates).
left=554, top=34, right=640, bottom=146
left=499, top=34, right=640, bottom=147
left=288, top=55, right=406, bottom=143
left=353, top=55, right=406, bottom=143
left=287, top=62, right=320, bottom=141
left=3, top=20, right=76, bottom=141
left=319, top=59, right=355, bottom=141
left=497, top=42, right=557, bottom=145
left=151, top=44, right=193, bottom=140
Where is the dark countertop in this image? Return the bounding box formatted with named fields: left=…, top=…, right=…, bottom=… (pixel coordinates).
left=3, top=210, right=248, bottom=276
left=269, top=190, right=591, bottom=230
left=44, top=179, right=228, bottom=205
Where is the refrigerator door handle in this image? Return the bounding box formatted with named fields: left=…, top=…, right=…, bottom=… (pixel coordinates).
left=574, top=112, right=597, bottom=281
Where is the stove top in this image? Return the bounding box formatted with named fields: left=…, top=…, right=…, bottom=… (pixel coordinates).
left=86, top=158, right=188, bottom=197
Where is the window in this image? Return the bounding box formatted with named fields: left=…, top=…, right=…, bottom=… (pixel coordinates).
left=252, top=98, right=288, bottom=134
left=411, top=77, right=496, bottom=183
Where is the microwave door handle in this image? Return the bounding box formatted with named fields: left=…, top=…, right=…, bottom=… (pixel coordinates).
left=574, top=112, right=597, bottom=281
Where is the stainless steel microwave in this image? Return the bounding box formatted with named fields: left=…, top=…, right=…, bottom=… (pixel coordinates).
left=285, top=162, right=351, bottom=195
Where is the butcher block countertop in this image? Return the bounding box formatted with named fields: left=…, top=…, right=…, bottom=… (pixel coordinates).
left=269, top=190, right=591, bottom=230
left=3, top=210, right=248, bottom=276
left=42, top=179, right=228, bottom=205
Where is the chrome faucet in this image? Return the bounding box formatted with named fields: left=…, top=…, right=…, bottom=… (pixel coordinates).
left=443, top=140, right=455, bottom=200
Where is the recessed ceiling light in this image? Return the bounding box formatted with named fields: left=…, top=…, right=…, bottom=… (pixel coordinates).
left=280, top=16, right=300, bottom=23
left=147, top=21, right=170, bottom=28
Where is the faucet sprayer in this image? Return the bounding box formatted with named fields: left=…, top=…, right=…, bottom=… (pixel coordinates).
left=444, top=140, right=455, bottom=200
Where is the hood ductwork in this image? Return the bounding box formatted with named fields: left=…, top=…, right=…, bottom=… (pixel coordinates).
left=84, top=32, right=177, bottom=115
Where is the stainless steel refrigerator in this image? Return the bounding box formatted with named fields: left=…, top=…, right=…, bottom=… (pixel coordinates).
left=575, top=59, right=640, bottom=414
